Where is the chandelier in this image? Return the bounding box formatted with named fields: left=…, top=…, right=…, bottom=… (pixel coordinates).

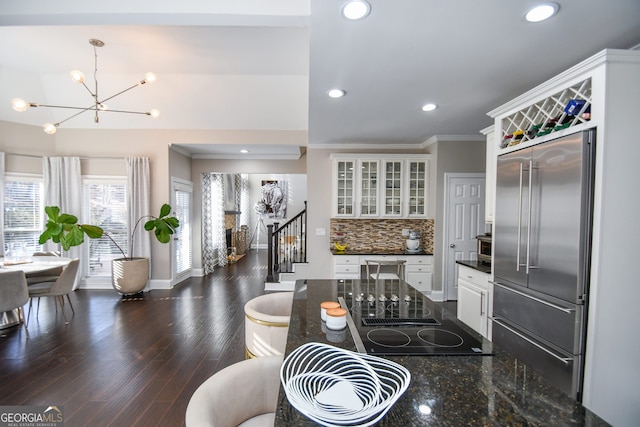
left=11, top=38, right=159, bottom=135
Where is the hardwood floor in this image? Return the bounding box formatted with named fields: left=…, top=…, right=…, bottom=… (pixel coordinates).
left=0, top=250, right=269, bottom=427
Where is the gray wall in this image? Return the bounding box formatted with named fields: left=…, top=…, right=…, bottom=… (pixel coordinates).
left=432, top=139, right=486, bottom=292
left=0, top=120, right=306, bottom=282
left=190, top=156, right=306, bottom=270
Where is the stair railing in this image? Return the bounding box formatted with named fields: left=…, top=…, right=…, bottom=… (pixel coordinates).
left=266, top=201, right=306, bottom=282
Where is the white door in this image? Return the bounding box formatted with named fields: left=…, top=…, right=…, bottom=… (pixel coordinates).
left=443, top=174, right=487, bottom=300
left=172, top=178, right=193, bottom=282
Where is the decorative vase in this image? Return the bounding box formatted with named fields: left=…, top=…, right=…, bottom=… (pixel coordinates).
left=112, top=257, right=149, bottom=295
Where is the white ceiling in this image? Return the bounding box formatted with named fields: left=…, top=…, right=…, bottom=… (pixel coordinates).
left=1, top=1, right=639, bottom=158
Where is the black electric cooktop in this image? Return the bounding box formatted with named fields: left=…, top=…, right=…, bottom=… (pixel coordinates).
left=337, top=280, right=493, bottom=356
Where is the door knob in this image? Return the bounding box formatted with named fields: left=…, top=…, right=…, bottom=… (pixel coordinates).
left=449, top=243, right=455, bottom=248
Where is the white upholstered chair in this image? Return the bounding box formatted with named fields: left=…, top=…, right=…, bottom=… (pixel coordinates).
left=244, top=292, right=293, bottom=358
left=185, top=355, right=284, bottom=427
left=27, top=259, right=80, bottom=324
left=25, top=252, right=64, bottom=286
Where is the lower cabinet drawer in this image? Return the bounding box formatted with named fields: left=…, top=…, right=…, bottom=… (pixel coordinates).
left=458, top=265, right=488, bottom=286
left=406, top=264, right=432, bottom=274
left=334, top=264, right=361, bottom=275
left=333, top=255, right=360, bottom=265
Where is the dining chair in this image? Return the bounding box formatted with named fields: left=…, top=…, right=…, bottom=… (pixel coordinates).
left=27, top=258, right=80, bottom=324
left=25, top=252, right=64, bottom=285
left=365, top=259, right=407, bottom=281
left=0, top=270, right=30, bottom=338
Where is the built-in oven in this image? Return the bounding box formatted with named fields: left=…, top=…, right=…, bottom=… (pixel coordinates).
left=476, top=233, right=492, bottom=264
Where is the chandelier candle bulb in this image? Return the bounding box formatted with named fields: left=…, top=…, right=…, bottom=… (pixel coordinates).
left=320, top=301, right=341, bottom=321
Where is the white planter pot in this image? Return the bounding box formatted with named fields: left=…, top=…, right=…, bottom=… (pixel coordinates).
left=112, top=257, right=149, bottom=295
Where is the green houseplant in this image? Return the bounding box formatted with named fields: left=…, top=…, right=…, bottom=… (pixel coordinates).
left=39, top=204, right=179, bottom=294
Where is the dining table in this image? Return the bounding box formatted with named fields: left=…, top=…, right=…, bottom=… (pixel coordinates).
left=275, top=278, right=609, bottom=426
left=0, top=256, right=72, bottom=329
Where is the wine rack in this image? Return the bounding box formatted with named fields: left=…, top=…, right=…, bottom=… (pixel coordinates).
left=499, top=77, right=592, bottom=150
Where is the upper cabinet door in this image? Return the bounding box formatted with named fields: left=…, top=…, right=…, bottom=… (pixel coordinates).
left=331, top=154, right=431, bottom=219
left=334, top=159, right=355, bottom=217
left=383, top=160, right=403, bottom=216
left=359, top=160, right=379, bottom=217
left=406, top=160, right=428, bottom=217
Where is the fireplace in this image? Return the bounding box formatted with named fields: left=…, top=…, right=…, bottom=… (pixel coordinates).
left=226, top=228, right=233, bottom=249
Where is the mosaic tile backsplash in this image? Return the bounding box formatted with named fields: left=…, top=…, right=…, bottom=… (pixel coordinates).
left=330, top=218, right=434, bottom=253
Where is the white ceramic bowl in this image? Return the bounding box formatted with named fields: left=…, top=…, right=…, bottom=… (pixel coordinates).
left=406, top=239, right=420, bottom=250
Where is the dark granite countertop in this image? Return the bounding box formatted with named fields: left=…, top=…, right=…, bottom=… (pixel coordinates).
left=274, top=279, right=609, bottom=427
left=456, top=260, right=492, bottom=274
left=331, top=249, right=433, bottom=256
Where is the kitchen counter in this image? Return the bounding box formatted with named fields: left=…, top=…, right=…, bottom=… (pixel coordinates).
left=456, top=259, right=491, bottom=274
left=331, top=249, right=433, bottom=256
left=274, top=279, right=609, bottom=426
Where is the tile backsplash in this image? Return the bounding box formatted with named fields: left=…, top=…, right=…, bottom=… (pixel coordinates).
left=330, top=218, right=434, bottom=253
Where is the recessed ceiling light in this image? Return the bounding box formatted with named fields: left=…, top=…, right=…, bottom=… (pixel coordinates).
left=328, top=89, right=346, bottom=98
left=240, top=149, right=249, bottom=154
left=421, top=103, right=437, bottom=112
left=525, top=3, right=559, bottom=22
left=342, top=0, right=371, bottom=20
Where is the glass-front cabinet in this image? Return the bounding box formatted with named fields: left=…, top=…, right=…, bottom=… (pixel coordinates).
left=331, top=154, right=430, bottom=218
left=359, top=160, right=379, bottom=216
left=334, top=159, right=355, bottom=216
left=383, top=160, right=403, bottom=216
left=407, top=160, right=427, bottom=217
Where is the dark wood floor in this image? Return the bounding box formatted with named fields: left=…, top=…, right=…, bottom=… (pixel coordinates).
left=0, top=250, right=269, bottom=427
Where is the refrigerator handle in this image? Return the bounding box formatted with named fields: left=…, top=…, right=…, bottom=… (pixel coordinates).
left=492, top=282, right=577, bottom=313
left=526, top=160, right=533, bottom=274
left=491, top=317, right=573, bottom=365
left=516, top=163, right=524, bottom=271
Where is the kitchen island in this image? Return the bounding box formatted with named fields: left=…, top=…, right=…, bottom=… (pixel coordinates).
left=274, top=279, right=609, bottom=426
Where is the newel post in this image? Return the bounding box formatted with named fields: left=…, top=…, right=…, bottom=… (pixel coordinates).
left=266, top=224, right=274, bottom=282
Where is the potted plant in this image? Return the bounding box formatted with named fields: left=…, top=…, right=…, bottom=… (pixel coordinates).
left=39, top=204, right=179, bottom=295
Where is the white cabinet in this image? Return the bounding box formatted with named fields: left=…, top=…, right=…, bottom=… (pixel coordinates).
left=333, top=159, right=356, bottom=217
left=406, top=160, right=428, bottom=217
left=331, top=254, right=433, bottom=289
left=457, top=264, right=491, bottom=338
left=480, top=125, right=495, bottom=224
left=332, top=255, right=361, bottom=279
left=359, top=160, right=380, bottom=217
left=382, top=160, right=403, bottom=216
left=331, top=154, right=429, bottom=218
left=401, top=255, right=432, bottom=294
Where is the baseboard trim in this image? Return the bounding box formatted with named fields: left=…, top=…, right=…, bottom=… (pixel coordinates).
left=265, top=281, right=295, bottom=292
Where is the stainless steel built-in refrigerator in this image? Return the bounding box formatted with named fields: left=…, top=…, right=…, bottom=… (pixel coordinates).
left=492, top=128, right=595, bottom=400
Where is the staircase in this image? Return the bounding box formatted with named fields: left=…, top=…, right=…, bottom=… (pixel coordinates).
left=265, top=201, right=307, bottom=290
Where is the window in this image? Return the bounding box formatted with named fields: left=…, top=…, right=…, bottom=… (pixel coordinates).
left=83, top=178, right=127, bottom=277
left=173, top=179, right=192, bottom=277
left=3, top=175, right=43, bottom=254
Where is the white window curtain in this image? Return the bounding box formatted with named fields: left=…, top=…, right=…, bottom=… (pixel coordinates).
left=202, top=173, right=226, bottom=274
left=0, top=152, right=5, bottom=256
left=126, top=157, right=151, bottom=260
left=42, top=156, right=82, bottom=259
